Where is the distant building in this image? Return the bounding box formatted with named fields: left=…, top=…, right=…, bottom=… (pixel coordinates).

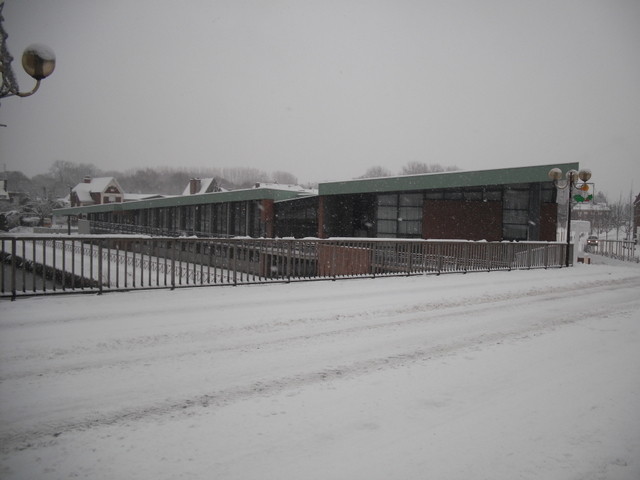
left=0, top=179, right=9, bottom=201
left=71, top=176, right=124, bottom=207
left=55, top=163, right=578, bottom=241
left=182, top=178, right=224, bottom=196
left=0, top=178, right=29, bottom=205
left=572, top=202, right=611, bottom=234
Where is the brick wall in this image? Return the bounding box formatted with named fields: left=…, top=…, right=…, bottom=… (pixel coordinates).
left=423, top=200, right=503, bottom=241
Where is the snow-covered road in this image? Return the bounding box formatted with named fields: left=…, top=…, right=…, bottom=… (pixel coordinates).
left=1, top=260, right=640, bottom=479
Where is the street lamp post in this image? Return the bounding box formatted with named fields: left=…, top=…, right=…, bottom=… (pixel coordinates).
left=1, top=1, right=56, bottom=101
left=548, top=167, right=593, bottom=267
left=67, top=186, right=73, bottom=235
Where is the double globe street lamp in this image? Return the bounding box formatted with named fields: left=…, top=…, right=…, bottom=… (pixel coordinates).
left=548, top=167, right=593, bottom=267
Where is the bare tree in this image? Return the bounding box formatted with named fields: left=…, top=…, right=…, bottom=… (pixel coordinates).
left=49, top=160, right=101, bottom=192
left=400, top=162, right=459, bottom=175
left=358, top=166, right=393, bottom=179
left=272, top=170, right=298, bottom=185
left=606, top=197, right=634, bottom=240
left=222, top=167, right=270, bottom=188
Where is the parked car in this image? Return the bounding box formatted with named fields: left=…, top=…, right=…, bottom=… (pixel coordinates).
left=587, top=235, right=599, bottom=246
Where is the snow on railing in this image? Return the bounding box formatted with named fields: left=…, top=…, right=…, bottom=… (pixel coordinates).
left=1, top=235, right=569, bottom=298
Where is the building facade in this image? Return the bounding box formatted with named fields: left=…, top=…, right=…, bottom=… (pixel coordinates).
left=55, top=163, right=577, bottom=242
left=317, top=163, right=565, bottom=241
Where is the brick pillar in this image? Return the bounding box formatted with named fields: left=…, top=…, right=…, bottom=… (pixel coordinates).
left=261, top=199, right=275, bottom=238
left=318, top=196, right=327, bottom=238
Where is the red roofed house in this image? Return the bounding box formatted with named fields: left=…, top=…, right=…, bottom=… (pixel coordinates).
left=71, top=176, right=124, bottom=207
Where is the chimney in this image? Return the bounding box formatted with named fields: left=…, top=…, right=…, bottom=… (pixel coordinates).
left=189, top=178, right=201, bottom=195
left=83, top=176, right=92, bottom=183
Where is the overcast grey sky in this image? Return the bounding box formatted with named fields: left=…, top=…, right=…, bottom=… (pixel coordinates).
left=1, top=0, right=639, bottom=200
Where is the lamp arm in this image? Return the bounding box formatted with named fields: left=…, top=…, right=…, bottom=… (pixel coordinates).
left=14, top=79, right=41, bottom=97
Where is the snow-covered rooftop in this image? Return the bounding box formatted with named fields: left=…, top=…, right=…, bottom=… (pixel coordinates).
left=181, top=178, right=225, bottom=196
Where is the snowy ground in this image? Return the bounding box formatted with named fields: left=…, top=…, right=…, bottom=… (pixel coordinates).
left=1, top=258, right=639, bottom=480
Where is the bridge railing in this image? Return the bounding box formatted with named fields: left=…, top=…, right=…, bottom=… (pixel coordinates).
left=1, top=235, right=569, bottom=298
left=588, top=239, right=638, bottom=263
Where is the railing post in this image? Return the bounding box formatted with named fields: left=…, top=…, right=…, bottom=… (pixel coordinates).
left=171, top=240, right=176, bottom=290
left=544, top=244, right=549, bottom=269
left=287, top=240, right=292, bottom=283
left=11, top=238, right=17, bottom=300
left=370, top=241, right=376, bottom=278
left=485, top=243, right=492, bottom=272
left=98, top=241, right=103, bottom=294
left=89, top=241, right=95, bottom=288
left=41, top=238, right=47, bottom=293
left=51, top=239, right=57, bottom=292
left=233, top=242, right=238, bottom=286
left=463, top=243, right=469, bottom=273
left=508, top=243, right=514, bottom=271
left=106, top=239, right=112, bottom=288
left=332, top=241, right=337, bottom=281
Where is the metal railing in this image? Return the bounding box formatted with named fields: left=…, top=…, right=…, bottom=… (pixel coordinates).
left=89, top=220, right=236, bottom=238
left=1, top=235, right=569, bottom=299
left=588, top=239, right=638, bottom=263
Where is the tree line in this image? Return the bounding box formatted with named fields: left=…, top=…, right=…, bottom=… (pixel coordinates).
left=3, top=160, right=458, bottom=200
left=17, top=160, right=300, bottom=198
left=358, top=161, right=460, bottom=179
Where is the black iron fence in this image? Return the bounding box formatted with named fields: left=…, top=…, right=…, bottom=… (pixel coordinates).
left=1, top=235, right=569, bottom=298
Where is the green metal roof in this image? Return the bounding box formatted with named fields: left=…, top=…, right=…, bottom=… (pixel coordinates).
left=54, top=163, right=580, bottom=217
left=318, top=163, right=580, bottom=196
left=54, top=188, right=312, bottom=216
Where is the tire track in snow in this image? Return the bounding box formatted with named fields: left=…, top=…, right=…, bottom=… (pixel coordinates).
left=1, top=275, right=637, bottom=382
left=2, top=279, right=639, bottom=453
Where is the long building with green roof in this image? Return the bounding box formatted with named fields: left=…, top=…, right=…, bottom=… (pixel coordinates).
left=54, top=163, right=579, bottom=241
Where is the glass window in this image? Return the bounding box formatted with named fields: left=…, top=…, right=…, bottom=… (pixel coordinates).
left=377, top=219, right=397, bottom=235
left=425, top=191, right=443, bottom=200
left=504, top=190, right=529, bottom=209
left=541, top=186, right=554, bottom=203
left=377, top=206, right=398, bottom=219
left=444, top=190, right=463, bottom=200
left=503, top=224, right=528, bottom=241
left=503, top=210, right=529, bottom=224
left=464, top=190, right=483, bottom=201
left=484, top=190, right=502, bottom=201
left=400, top=193, right=422, bottom=206
left=376, top=193, right=423, bottom=238
left=398, top=220, right=421, bottom=235
left=399, top=206, right=422, bottom=221
left=377, top=194, right=398, bottom=206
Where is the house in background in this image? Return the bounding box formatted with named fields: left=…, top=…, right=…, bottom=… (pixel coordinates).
left=182, top=178, right=224, bottom=196
left=573, top=202, right=611, bottom=235
left=71, top=176, right=124, bottom=207
left=0, top=179, right=9, bottom=201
